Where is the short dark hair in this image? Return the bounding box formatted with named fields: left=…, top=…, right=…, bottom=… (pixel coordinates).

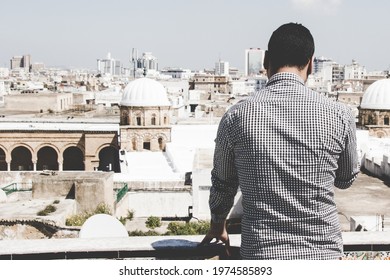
left=267, top=23, right=315, bottom=71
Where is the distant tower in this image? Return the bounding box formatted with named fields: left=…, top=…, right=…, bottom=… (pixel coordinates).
left=131, top=48, right=138, bottom=78
left=215, top=60, right=230, bottom=76
left=245, top=48, right=265, bottom=76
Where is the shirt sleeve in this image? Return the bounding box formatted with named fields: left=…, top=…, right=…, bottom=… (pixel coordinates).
left=209, top=112, right=239, bottom=223
left=334, top=109, right=360, bottom=189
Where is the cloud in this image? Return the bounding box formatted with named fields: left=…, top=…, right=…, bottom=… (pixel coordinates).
left=290, top=0, right=343, bottom=14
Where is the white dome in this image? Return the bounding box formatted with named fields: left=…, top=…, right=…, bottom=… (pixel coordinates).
left=361, top=79, right=390, bottom=110
left=121, top=78, right=170, bottom=106
left=79, top=214, right=128, bottom=238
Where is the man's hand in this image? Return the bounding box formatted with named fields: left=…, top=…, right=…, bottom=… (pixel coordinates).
left=199, top=220, right=231, bottom=257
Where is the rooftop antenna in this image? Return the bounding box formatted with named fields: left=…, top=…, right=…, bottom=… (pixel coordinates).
left=131, top=48, right=138, bottom=78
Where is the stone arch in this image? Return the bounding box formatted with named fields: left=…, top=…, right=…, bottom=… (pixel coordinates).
left=151, top=113, right=157, bottom=126
left=131, top=136, right=137, bottom=151
left=36, top=143, right=61, bottom=158
left=156, top=133, right=168, bottom=151
left=121, top=109, right=129, bottom=125
left=63, top=146, right=85, bottom=171
left=97, top=144, right=120, bottom=172
left=37, top=146, right=59, bottom=171
left=368, top=114, right=375, bottom=125
left=10, top=145, right=33, bottom=171
left=142, top=133, right=153, bottom=151
left=0, top=146, right=7, bottom=171
left=376, top=130, right=387, bottom=138
left=133, top=110, right=143, bottom=126
left=163, top=113, right=169, bottom=125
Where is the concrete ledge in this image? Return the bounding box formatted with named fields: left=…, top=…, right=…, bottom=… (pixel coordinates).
left=1, top=232, right=390, bottom=259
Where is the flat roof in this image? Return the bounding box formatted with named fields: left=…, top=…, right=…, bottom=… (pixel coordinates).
left=0, top=119, right=119, bottom=132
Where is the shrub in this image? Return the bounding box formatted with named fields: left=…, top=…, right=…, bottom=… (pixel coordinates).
left=126, top=210, right=134, bottom=221
left=166, top=221, right=210, bottom=236
left=37, top=204, right=57, bottom=216
left=145, top=216, right=161, bottom=229
left=118, top=210, right=135, bottom=225
left=65, top=203, right=112, bottom=226
left=65, top=213, right=90, bottom=226
left=53, top=200, right=60, bottom=204
left=94, top=203, right=112, bottom=215
left=128, top=230, right=160, bottom=236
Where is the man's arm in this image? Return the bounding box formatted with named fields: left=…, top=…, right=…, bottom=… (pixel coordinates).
left=335, top=109, right=360, bottom=189
left=209, top=113, right=239, bottom=222
left=200, top=113, right=239, bottom=251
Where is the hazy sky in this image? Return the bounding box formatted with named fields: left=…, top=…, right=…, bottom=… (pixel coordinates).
left=1, top=0, right=389, bottom=72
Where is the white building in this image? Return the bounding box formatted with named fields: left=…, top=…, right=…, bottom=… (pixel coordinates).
left=0, top=68, right=10, bottom=78
left=215, top=60, right=230, bottom=76
left=94, top=86, right=123, bottom=107
left=137, top=52, right=158, bottom=72
left=97, top=53, right=122, bottom=76
left=245, top=48, right=265, bottom=76
left=313, top=56, right=333, bottom=74
left=344, top=60, right=366, bottom=80
left=160, top=68, right=192, bottom=79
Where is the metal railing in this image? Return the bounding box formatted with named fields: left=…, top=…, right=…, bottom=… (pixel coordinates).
left=1, top=182, right=32, bottom=195
left=115, top=183, right=128, bottom=203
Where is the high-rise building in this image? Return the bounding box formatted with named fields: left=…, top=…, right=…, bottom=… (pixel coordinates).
left=10, top=55, right=31, bottom=71
left=245, top=48, right=265, bottom=76
left=215, top=60, right=229, bottom=76
left=97, top=53, right=122, bottom=76
left=313, top=56, right=333, bottom=74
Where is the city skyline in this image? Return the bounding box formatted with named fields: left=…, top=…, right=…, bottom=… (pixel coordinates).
left=1, top=0, right=389, bottom=72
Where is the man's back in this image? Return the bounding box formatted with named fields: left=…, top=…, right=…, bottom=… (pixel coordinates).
left=212, top=72, right=359, bottom=259
left=202, top=23, right=359, bottom=260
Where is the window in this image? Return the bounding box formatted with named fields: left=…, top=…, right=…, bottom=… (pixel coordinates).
left=385, top=116, right=389, bottom=126
left=136, top=117, right=141, bottom=126
left=151, top=114, right=156, bottom=125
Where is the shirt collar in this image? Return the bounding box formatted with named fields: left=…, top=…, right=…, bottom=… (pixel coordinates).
left=266, top=72, right=305, bottom=87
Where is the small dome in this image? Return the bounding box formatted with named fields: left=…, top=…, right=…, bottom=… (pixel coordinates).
left=361, top=79, right=390, bottom=110
left=79, top=214, right=128, bottom=238
left=121, top=78, right=170, bottom=107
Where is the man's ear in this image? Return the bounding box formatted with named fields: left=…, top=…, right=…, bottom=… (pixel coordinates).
left=263, top=50, right=269, bottom=70
left=306, top=56, right=314, bottom=76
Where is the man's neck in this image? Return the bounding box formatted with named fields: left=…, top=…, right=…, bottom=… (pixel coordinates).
left=273, top=66, right=309, bottom=82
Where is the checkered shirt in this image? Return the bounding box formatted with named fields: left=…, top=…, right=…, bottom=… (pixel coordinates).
left=209, top=72, right=359, bottom=260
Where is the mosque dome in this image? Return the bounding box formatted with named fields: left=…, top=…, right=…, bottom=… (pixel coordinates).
left=360, top=79, right=390, bottom=110
left=121, top=78, right=170, bottom=107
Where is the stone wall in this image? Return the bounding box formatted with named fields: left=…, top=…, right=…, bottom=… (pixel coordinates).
left=31, top=171, right=114, bottom=213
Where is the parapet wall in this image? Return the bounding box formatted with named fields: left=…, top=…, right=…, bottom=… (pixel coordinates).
left=362, top=154, right=390, bottom=180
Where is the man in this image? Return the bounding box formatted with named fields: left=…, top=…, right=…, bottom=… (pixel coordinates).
left=200, top=23, right=359, bottom=259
